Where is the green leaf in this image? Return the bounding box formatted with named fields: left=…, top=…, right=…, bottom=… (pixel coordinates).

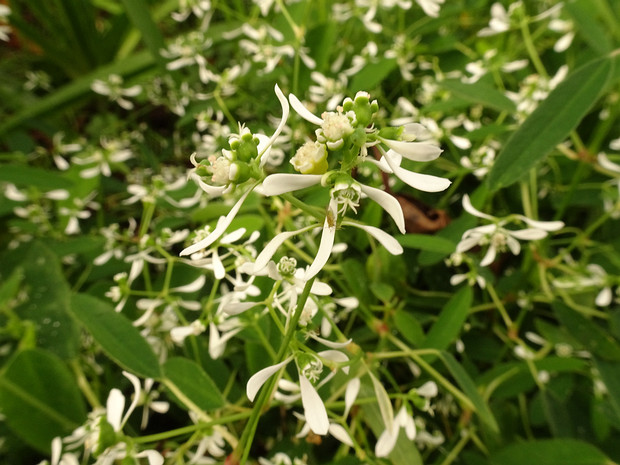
left=350, top=58, right=398, bottom=93
left=393, top=309, right=424, bottom=346
left=438, top=351, right=499, bottom=434
left=565, top=0, right=613, bottom=55
left=0, top=349, right=87, bottom=453
left=552, top=301, right=620, bottom=361
left=69, top=293, right=161, bottom=379
left=422, top=286, right=472, bottom=353
left=486, top=56, right=613, bottom=191
left=489, top=439, right=614, bottom=465
left=2, top=241, right=80, bottom=359
left=594, top=359, right=620, bottom=423
left=163, top=357, right=225, bottom=411
left=397, top=233, right=456, bottom=254
left=440, top=79, right=516, bottom=112
left=0, top=164, right=75, bottom=191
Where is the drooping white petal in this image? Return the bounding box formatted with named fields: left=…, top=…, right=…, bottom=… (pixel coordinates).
left=51, top=437, right=62, bottom=465
left=480, top=244, right=498, bottom=267
left=221, top=227, right=246, bottom=243
left=318, top=350, right=349, bottom=374
left=375, top=428, right=398, bottom=458
left=289, top=93, right=323, bottom=125
left=596, top=287, right=613, bottom=307
left=516, top=216, right=565, bottom=231
left=170, top=275, right=206, bottom=293
left=259, top=84, right=290, bottom=167
left=345, top=222, right=403, bottom=255
left=170, top=325, right=198, bottom=344
left=381, top=139, right=443, bottom=162
left=121, top=371, right=142, bottom=429
left=299, top=374, right=329, bottom=435
left=505, top=235, right=522, bottom=256
left=224, top=301, right=260, bottom=315
left=310, top=280, right=333, bottom=296
left=598, top=153, right=620, bottom=174
left=360, top=184, right=406, bottom=234
left=461, top=194, right=496, bottom=221
left=189, top=172, right=227, bottom=196
left=309, top=333, right=352, bottom=349
left=261, top=173, right=322, bottom=196
left=246, top=357, right=293, bottom=402
left=106, top=388, right=125, bottom=432
left=329, top=423, right=354, bottom=446
left=384, top=154, right=451, bottom=192
left=304, top=215, right=337, bottom=281
left=509, top=228, right=548, bottom=241
left=212, top=248, right=226, bottom=280
left=417, top=381, right=438, bottom=398
left=136, top=449, right=164, bottom=465
left=344, top=377, right=360, bottom=417
left=180, top=186, right=254, bottom=256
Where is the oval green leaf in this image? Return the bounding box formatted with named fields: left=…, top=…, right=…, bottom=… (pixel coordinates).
left=490, top=439, right=613, bottom=465
left=69, top=293, right=161, bottom=379
left=486, top=56, right=612, bottom=191
left=163, top=357, right=225, bottom=411
left=0, top=349, right=87, bottom=453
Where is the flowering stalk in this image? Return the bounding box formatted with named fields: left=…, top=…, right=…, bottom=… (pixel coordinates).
left=232, top=277, right=316, bottom=465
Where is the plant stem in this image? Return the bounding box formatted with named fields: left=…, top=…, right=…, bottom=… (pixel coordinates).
left=234, top=277, right=316, bottom=465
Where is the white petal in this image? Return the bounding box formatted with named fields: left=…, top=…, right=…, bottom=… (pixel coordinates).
left=170, top=275, right=206, bottom=293
left=329, top=423, right=354, bottom=446
left=170, top=326, right=196, bottom=344
left=417, top=381, right=438, bottom=398
left=309, top=334, right=352, bottom=349
left=318, top=349, right=349, bottom=374
left=598, top=153, right=620, bottom=174
left=190, top=172, right=227, bottom=196
left=310, top=280, right=333, bottom=296
left=360, top=184, right=406, bottom=234
left=106, top=388, right=125, bottom=431
left=596, top=287, right=613, bottom=307
left=135, top=450, right=164, bottom=465
left=51, top=436, right=62, bottom=465
left=289, top=93, right=323, bottom=126
left=221, top=227, right=246, bottom=243
left=375, top=428, right=398, bottom=458
left=224, top=301, right=259, bottom=315
left=180, top=187, right=254, bottom=256
left=304, top=219, right=336, bottom=281
left=121, top=371, right=142, bottom=429
left=382, top=139, right=443, bottom=162
left=299, top=374, right=329, bottom=435
left=516, top=216, right=564, bottom=231
left=344, top=377, right=360, bottom=417
left=462, top=194, right=496, bottom=221
left=246, top=357, right=292, bottom=402
left=384, top=154, right=451, bottom=192
left=509, top=228, right=548, bottom=241
left=480, top=244, right=497, bottom=267
left=212, top=249, right=226, bottom=280
left=261, top=173, right=322, bottom=196
left=252, top=226, right=313, bottom=273
left=345, top=222, right=403, bottom=255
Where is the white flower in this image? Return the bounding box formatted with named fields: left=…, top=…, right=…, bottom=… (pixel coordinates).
left=457, top=194, right=564, bottom=266
left=91, top=74, right=142, bottom=110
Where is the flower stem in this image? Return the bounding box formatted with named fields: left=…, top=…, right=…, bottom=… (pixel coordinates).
left=233, top=277, right=316, bottom=465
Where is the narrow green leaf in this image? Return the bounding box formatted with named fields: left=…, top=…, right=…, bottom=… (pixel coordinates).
left=486, top=56, right=612, bottom=191
left=0, top=349, right=87, bottom=453
left=163, top=358, right=225, bottom=411
left=393, top=309, right=424, bottom=346
left=350, top=58, right=398, bottom=92
left=440, top=79, right=516, bottom=112
left=489, top=439, right=614, bottom=465
left=439, top=351, right=499, bottom=434
left=552, top=301, right=620, bottom=361
left=0, top=51, right=154, bottom=136
left=422, top=286, right=472, bottom=353
left=565, top=0, right=613, bottom=55
left=397, top=233, right=456, bottom=254
left=69, top=294, right=161, bottom=379
left=119, top=0, right=167, bottom=67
